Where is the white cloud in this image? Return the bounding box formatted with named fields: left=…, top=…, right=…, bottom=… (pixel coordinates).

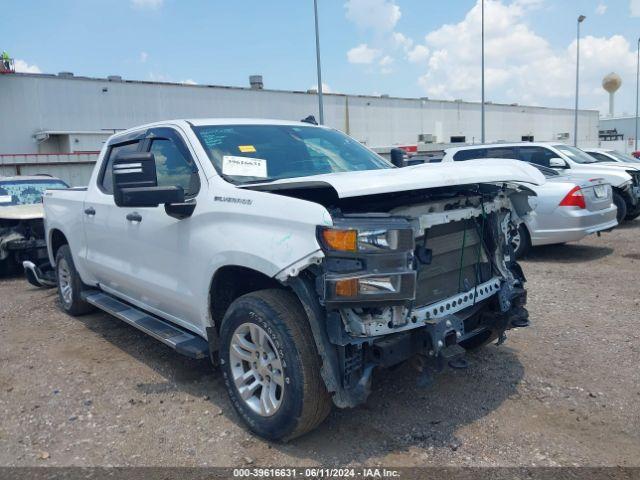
left=14, top=59, right=41, bottom=74
left=406, top=45, right=430, bottom=64
left=308, top=82, right=333, bottom=93
left=347, top=43, right=381, bottom=64
left=379, top=55, right=394, bottom=74
left=392, top=32, right=413, bottom=51
left=344, top=0, right=401, bottom=32
left=411, top=0, right=638, bottom=111
left=131, top=0, right=163, bottom=9
left=595, top=3, right=607, bottom=15
left=631, top=0, right=640, bottom=16
left=140, top=51, right=148, bottom=63
left=181, top=79, right=197, bottom=85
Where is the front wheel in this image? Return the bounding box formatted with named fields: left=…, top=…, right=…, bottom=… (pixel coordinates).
left=219, top=289, right=331, bottom=441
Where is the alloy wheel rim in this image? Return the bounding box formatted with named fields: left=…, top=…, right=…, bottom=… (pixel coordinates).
left=229, top=322, right=284, bottom=417
left=511, top=230, right=521, bottom=253
left=58, top=259, right=73, bottom=306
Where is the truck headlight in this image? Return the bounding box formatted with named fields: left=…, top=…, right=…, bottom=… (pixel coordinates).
left=319, top=227, right=412, bottom=253
left=326, top=273, right=416, bottom=301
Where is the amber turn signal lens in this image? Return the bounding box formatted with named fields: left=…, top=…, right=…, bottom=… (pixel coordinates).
left=321, top=229, right=357, bottom=252
left=335, top=278, right=359, bottom=297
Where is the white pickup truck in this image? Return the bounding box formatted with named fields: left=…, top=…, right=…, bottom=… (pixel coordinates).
left=43, top=118, right=544, bottom=440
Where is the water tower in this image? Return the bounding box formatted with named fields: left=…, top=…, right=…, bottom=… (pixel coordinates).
left=602, top=72, right=622, bottom=117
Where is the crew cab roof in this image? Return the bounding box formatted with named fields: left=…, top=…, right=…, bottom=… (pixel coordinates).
left=109, top=118, right=326, bottom=142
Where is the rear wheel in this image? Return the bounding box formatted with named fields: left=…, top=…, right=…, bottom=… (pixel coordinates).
left=613, top=192, right=628, bottom=223
left=510, top=223, right=530, bottom=259
left=219, top=289, right=331, bottom=441
left=55, top=245, right=94, bottom=316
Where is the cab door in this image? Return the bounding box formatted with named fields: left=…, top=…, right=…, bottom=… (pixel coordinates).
left=83, top=136, right=144, bottom=294
left=115, top=127, right=205, bottom=332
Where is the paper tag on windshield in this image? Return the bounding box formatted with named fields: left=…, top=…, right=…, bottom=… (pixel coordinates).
left=0, top=195, right=11, bottom=203
left=222, top=155, right=267, bottom=178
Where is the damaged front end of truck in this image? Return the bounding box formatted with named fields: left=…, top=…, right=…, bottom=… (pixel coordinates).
left=311, top=182, right=532, bottom=407
left=259, top=178, right=535, bottom=409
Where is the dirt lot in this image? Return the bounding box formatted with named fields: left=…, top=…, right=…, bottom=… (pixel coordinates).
left=0, top=221, right=639, bottom=468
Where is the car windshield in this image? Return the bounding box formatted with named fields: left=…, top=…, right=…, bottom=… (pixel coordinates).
left=192, top=124, right=392, bottom=184
left=554, top=145, right=598, bottom=164
left=0, top=179, right=68, bottom=206
left=609, top=151, right=640, bottom=163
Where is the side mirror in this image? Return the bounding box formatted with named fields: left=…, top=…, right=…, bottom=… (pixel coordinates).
left=549, top=157, right=568, bottom=168
left=390, top=148, right=406, bottom=168
left=113, top=152, right=185, bottom=207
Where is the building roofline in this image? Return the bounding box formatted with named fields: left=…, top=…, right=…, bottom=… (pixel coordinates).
left=3, top=71, right=600, bottom=114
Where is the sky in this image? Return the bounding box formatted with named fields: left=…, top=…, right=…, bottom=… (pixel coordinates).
left=1, top=0, right=639, bottom=116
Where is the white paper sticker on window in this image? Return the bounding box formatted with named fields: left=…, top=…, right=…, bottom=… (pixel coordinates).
left=0, top=195, right=11, bottom=203
left=222, top=155, right=267, bottom=178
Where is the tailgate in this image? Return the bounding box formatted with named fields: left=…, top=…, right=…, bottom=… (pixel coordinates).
left=580, top=178, right=612, bottom=212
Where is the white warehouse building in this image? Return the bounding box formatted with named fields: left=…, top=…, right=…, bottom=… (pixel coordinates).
left=0, top=72, right=600, bottom=185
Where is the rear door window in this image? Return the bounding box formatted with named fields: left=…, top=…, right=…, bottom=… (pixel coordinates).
left=453, top=148, right=487, bottom=161
left=100, top=141, right=140, bottom=194
left=485, top=147, right=517, bottom=159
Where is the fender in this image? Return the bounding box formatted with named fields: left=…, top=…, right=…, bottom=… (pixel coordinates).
left=285, top=272, right=355, bottom=408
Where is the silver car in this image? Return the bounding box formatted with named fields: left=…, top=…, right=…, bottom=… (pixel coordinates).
left=511, top=165, right=618, bottom=257
left=582, top=148, right=640, bottom=165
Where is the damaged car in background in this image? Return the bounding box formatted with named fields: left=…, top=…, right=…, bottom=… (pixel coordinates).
left=0, top=175, right=68, bottom=281
left=42, top=119, right=544, bottom=440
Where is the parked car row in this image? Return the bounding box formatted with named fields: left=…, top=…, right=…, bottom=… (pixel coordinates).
left=436, top=142, right=640, bottom=257
left=1, top=119, right=636, bottom=441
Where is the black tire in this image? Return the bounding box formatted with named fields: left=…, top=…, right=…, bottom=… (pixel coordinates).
left=219, top=289, right=331, bottom=441
left=511, top=223, right=531, bottom=259
left=624, top=207, right=640, bottom=221
left=613, top=192, right=628, bottom=223
left=55, top=245, right=94, bottom=316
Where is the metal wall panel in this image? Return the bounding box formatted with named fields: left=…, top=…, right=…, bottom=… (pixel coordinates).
left=1, top=73, right=601, bottom=156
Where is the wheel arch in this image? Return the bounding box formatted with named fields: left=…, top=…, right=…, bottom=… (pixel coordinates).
left=48, top=228, right=69, bottom=266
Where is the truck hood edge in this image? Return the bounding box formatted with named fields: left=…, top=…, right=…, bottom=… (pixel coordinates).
left=240, top=159, right=545, bottom=199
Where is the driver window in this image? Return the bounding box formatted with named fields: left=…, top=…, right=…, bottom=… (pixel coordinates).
left=149, top=139, right=196, bottom=194
left=518, top=147, right=556, bottom=167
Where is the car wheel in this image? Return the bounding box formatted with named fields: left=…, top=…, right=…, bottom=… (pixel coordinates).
left=510, top=224, right=530, bottom=259
left=219, top=289, right=331, bottom=441
left=55, top=245, right=94, bottom=316
left=624, top=207, right=640, bottom=221
left=612, top=192, right=628, bottom=223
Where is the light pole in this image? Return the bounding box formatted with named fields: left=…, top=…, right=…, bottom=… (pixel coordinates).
left=635, top=37, right=639, bottom=152
left=573, top=15, right=586, bottom=147
left=313, top=0, right=324, bottom=125
left=481, top=0, right=485, bottom=143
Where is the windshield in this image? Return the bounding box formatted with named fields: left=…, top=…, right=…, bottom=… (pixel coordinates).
left=609, top=150, right=640, bottom=163
left=554, top=145, right=598, bottom=164
left=0, top=179, right=68, bottom=206
left=192, top=124, right=392, bottom=183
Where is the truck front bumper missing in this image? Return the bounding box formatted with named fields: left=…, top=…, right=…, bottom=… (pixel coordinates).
left=325, top=280, right=528, bottom=407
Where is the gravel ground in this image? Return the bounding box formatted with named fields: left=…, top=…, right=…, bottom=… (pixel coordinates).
left=0, top=220, right=639, bottom=468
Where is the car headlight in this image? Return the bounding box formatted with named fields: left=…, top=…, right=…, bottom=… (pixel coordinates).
left=318, top=226, right=413, bottom=253
left=318, top=220, right=416, bottom=305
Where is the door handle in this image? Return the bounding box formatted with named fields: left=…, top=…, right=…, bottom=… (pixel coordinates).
left=84, top=207, right=95, bottom=216
left=126, top=212, right=142, bottom=222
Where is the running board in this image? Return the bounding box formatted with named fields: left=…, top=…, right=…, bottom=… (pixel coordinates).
left=81, top=290, right=209, bottom=359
